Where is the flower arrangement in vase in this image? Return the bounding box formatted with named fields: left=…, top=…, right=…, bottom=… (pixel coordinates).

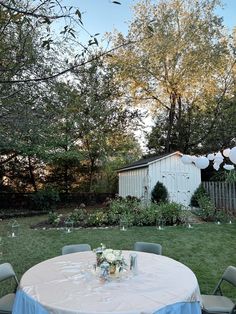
left=94, top=243, right=127, bottom=275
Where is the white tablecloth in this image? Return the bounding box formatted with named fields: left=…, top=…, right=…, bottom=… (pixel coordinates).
left=13, top=251, right=202, bottom=314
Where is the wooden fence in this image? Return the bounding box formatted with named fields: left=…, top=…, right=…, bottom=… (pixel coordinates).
left=202, top=181, right=236, bottom=212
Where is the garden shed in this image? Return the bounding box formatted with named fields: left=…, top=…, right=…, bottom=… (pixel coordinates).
left=118, top=151, right=201, bottom=206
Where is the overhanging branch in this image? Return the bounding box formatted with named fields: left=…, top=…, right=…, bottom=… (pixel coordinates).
left=0, top=1, right=70, bottom=20
left=0, top=40, right=137, bottom=84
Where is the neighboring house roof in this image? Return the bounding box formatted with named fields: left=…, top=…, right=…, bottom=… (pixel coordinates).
left=118, top=151, right=182, bottom=172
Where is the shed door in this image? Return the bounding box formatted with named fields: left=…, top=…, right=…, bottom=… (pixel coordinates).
left=161, top=171, right=190, bottom=206
left=161, top=171, right=177, bottom=203
left=176, top=173, right=191, bottom=206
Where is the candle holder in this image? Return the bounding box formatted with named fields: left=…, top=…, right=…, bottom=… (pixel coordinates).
left=227, top=213, right=233, bottom=224
left=64, top=218, right=74, bottom=233
left=8, top=220, right=20, bottom=238
left=120, top=218, right=128, bottom=231
left=156, top=216, right=165, bottom=230
left=186, top=215, right=193, bottom=229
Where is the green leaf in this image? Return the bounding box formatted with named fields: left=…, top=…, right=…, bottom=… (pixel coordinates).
left=94, top=38, right=98, bottom=46
left=75, top=9, right=82, bottom=19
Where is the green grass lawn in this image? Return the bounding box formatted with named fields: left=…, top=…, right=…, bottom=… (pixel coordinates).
left=0, top=215, right=235, bottom=295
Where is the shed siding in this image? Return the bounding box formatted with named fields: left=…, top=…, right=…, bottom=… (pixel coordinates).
left=118, top=153, right=201, bottom=206
left=118, top=167, right=148, bottom=199
left=149, top=154, right=201, bottom=206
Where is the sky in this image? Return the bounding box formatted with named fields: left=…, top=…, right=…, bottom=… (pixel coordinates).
left=70, top=0, right=236, bottom=42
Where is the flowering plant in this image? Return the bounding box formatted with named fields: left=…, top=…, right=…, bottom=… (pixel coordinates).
left=94, top=244, right=127, bottom=273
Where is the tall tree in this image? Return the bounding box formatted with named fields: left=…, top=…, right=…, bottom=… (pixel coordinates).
left=111, top=0, right=235, bottom=153
left=44, top=59, right=142, bottom=192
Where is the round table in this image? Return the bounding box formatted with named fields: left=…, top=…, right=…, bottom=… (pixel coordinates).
left=13, top=251, right=202, bottom=314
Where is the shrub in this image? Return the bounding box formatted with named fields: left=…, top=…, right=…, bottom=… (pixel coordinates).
left=48, top=212, right=63, bottom=226
left=215, top=210, right=229, bottom=223
left=134, top=203, right=158, bottom=226
left=119, top=211, right=135, bottom=227
left=68, top=208, right=88, bottom=225
left=225, top=170, right=236, bottom=183
left=30, top=187, right=60, bottom=211
left=156, top=202, right=183, bottom=225
left=87, top=211, right=109, bottom=227
left=151, top=181, right=168, bottom=203
left=190, top=184, right=208, bottom=207
left=108, top=198, right=141, bottom=225
left=195, top=195, right=216, bottom=221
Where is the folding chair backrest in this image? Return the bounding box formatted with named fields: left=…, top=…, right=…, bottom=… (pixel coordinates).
left=222, top=266, right=236, bottom=287
left=134, top=242, right=162, bottom=255
left=213, top=266, right=236, bottom=295
left=0, top=263, right=18, bottom=285
left=62, top=244, right=91, bottom=255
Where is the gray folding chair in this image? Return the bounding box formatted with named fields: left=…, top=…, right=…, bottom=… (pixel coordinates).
left=134, top=241, right=162, bottom=255
left=201, top=265, right=236, bottom=314
left=0, top=263, right=19, bottom=314
left=62, top=243, right=91, bottom=255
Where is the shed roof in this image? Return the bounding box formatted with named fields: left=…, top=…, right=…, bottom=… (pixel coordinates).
left=118, top=151, right=182, bottom=172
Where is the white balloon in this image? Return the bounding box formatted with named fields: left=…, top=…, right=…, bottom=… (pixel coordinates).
left=213, top=163, right=220, bottom=171
left=216, top=159, right=223, bottom=165
left=207, top=153, right=215, bottom=161
left=191, top=156, right=197, bottom=162
left=181, top=155, right=192, bottom=164
left=194, top=156, right=209, bottom=169
left=229, top=147, right=236, bottom=164
left=223, top=164, right=234, bottom=171
left=223, top=148, right=231, bottom=158
left=214, top=152, right=223, bottom=163
left=216, top=151, right=223, bottom=156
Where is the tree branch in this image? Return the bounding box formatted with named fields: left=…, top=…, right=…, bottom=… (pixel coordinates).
left=0, top=41, right=136, bottom=84
left=0, top=152, right=18, bottom=165
left=0, top=1, right=70, bottom=20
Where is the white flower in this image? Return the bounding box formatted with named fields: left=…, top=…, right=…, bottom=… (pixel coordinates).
left=95, top=245, right=126, bottom=268
left=103, top=250, right=116, bottom=263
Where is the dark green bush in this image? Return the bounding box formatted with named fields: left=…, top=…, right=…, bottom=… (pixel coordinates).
left=46, top=198, right=188, bottom=228
left=134, top=203, right=158, bottom=226
left=30, top=187, right=60, bottom=210
left=195, top=195, right=215, bottom=221
left=151, top=181, right=168, bottom=203
left=48, top=212, right=63, bottom=226
left=108, top=198, right=142, bottom=225
left=190, top=184, right=208, bottom=207
left=87, top=211, right=109, bottom=227
left=68, top=208, right=87, bottom=224
left=156, top=202, right=183, bottom=225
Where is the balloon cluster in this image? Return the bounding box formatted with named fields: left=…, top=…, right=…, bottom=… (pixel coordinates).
left=181, top=147, right=236, bottom=170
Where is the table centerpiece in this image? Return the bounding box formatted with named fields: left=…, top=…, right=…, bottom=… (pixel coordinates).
left=94, top=244, right=127, bottom=277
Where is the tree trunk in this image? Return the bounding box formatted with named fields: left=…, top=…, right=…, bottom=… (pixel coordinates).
left=165, top=93, right=176, bottom=152
left=88, top=159, right=95, bottom=192
left=28, top=155, right=37, bottom=192
left=64, top=164, right=69, bottom=194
